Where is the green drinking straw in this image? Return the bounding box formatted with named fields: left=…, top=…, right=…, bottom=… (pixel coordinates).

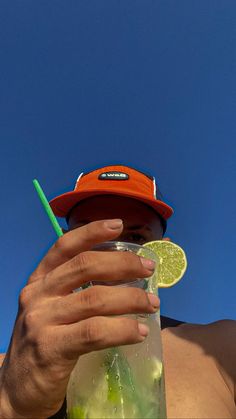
left=33, top=179, right=63, bottom=237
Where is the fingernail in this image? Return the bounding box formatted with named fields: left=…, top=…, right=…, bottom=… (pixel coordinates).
left=140, top=257, right=156, bottom=271
left=147, top=293, right=160, bottom=309
left=138, top=323, right=149, bottom=338
left=104, top=219, right=123, bottom=230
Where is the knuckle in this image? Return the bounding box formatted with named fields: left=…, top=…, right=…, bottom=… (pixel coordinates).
left=80, top=287, right=104, bottom=311
left=53, top=234, right=75, bottom=259
left=73, top=251, right=91, bottom=273
left=19, top=285, right=33, bottom=309
left=23, top=310, right=39, bottom=336
left=80, top=318, right=103, bottom=345
left=53, top=234, right=78, bottom=260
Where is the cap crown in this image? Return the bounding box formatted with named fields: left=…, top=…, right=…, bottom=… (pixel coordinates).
left=75, top=165, right=160, bottom=200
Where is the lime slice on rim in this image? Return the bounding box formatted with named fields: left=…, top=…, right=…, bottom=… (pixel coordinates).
left=141, top=240, right=187, bottom=288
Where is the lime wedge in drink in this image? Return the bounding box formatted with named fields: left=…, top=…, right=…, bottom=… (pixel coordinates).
left=140, top=240, right=187, bottom=288
left=150, top=358, right=163, bottom=382
left=68, top=405, right=87, bottom=419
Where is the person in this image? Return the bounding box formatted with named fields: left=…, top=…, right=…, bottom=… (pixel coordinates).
left=0, top=164, right=235, bottom=419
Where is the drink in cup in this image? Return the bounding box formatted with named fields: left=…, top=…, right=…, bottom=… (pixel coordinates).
left=67, top=241, right=167, bottom=419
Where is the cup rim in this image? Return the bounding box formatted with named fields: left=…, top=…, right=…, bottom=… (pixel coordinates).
left=92, top=240, right=159, bottom=262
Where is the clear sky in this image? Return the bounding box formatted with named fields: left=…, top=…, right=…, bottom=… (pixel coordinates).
left=0, top=1, right=236, bottom=352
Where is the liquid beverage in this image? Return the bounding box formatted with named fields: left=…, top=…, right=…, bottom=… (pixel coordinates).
left=67, top=242, right=167, bottom=419
left=67, top=314, right=166, bottom=418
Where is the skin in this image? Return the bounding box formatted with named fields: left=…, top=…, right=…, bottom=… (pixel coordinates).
left=0, top=195, right=235, bottom=418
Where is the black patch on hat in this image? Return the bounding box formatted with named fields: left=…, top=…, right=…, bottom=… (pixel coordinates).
left=98, top=171, right=129, bottom=180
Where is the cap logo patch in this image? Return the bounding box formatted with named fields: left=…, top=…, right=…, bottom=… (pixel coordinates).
left=98, top=171, right=129, bottom=180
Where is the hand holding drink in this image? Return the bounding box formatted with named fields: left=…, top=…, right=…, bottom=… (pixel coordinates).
left=34, top=180, right=186, bottom=419
left=0, top=179, right=187, bottom=418
left=1, top=218, right=160, bottom=418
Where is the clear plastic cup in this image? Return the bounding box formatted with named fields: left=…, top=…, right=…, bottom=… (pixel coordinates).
left=66, top=241, right=167, bottom=419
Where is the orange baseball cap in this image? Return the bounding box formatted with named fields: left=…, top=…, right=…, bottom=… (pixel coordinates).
left=49, top=165, right=174, bottom=221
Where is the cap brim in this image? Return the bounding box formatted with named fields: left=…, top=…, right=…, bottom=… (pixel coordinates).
left=50, top=189, right=174, bottom=220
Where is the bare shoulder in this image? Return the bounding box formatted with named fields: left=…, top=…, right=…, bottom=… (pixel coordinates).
left=204, top=318, right=236, bottom=343
left=204, top=318, right=236, bottom=331
left=202, top=319, right=236, bottom=378
left=163, top=319, right=236, bottom=384
left=180, top=319, right=236, bottom=357
left=162, top=321, right=236, bottom=417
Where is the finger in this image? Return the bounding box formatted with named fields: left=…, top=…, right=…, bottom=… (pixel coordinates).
left=56, top=316, right=149, bottom=359
left=42, top=286, right=160, bottom=324
left=163, top=237, right=171, bottom=241
left=30, top=219, right=123, bottom=281
left=43, top=250, right=156, bottom=296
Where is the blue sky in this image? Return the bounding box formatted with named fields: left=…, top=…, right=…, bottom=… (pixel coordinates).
left=0, top=1, right=236, bottom=351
